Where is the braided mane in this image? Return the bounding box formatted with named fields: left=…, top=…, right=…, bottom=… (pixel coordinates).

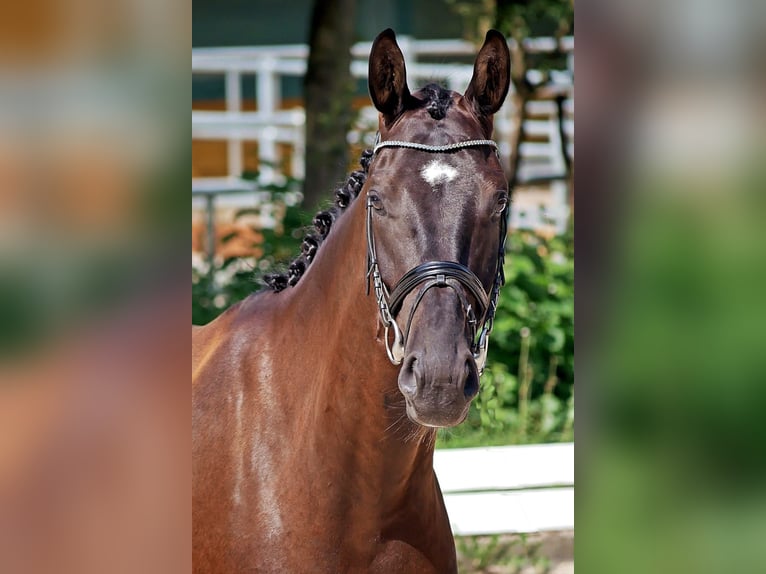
left=263, top=148, right=373, bottom=292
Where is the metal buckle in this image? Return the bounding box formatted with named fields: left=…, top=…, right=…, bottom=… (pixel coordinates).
left=384, top=320, right=405, bottom=365
left=473, top=327, right=490, bottom=376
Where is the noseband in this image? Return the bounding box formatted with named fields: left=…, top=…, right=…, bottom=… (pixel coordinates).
left=366, top=137, right=508, bottom=375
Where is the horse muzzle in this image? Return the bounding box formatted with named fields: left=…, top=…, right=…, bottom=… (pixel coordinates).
left=397, top=347, right=479, bottom=427
left=394, top=287, right=481, bottom=428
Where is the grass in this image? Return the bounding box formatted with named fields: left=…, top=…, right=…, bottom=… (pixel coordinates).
left=455, top=531, right=573, bottom=574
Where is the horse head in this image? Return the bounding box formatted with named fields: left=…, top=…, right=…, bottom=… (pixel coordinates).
left=365, top=29, right=511, bottom=428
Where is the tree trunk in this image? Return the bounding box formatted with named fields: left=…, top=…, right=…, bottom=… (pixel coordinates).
left=303, top=0, right=357, bottom=211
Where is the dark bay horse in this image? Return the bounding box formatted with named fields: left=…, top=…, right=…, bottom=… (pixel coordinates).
left=193, top=29, right=510, bottom=574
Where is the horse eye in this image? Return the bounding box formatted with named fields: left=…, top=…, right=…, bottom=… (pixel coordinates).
left=367, top=192, right=384, bottom=211
left=495, top=192, right=509, bottom=213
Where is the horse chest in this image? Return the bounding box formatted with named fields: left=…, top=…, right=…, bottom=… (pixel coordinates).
left=231, top=462, right=456, bottom=573
left=370, top=540, right=454, bottom=574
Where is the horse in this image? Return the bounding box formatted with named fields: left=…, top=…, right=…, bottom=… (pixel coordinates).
left=193, top=28, right=511, bottom=574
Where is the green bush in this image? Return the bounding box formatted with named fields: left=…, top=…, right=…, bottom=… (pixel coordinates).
left=192, top=194, right=574, bottom=447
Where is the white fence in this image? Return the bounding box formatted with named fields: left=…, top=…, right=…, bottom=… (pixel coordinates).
left=192, top=35, right=573, bottom=238
left=434, top=442, right=574, bottom=536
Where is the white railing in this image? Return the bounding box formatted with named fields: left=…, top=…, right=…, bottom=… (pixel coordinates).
left=192, top=36, right=573, bottom=235
left=434, top=442, right=574, bottom=536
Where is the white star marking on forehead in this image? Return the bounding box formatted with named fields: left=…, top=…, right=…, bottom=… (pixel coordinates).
left=420, top=159, right=458, bottom=186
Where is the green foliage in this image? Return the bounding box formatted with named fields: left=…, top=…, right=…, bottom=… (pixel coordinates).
left=492, top=231, right=574, bottom=400
left=497, top=0, right=573, bottom=40
left=456, top=533, right=556, bottom=574
left=446, top=0, right=573, bottom=42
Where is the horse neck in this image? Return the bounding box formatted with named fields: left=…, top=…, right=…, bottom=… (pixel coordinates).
left=282, top=198, right=438, bottom=502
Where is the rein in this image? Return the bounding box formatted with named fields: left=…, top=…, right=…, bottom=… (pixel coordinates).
left=366, top=137, right=508, bottom=375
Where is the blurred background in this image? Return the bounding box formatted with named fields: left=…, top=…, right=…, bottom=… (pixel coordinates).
left=0, top=1, right=189, bottom=573
left=577, top=1, right=766, bottom=573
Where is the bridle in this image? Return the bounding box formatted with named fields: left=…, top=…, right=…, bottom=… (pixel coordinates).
left=366, top=136, right=509, bottom=375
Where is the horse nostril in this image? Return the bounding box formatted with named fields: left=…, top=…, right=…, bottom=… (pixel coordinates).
left=398, top=354, right=420, bottom=397
left=404, top=355, right=418, bottom=374
left=463, top=359, right=479, bottom=399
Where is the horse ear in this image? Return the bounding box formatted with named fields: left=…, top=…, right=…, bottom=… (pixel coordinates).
left=464, top=30, right=511, bottom=116
left=368, top=28, right=411, bottom=125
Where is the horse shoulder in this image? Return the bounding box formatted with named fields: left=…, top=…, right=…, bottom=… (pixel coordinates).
left=192, top=294, right=275, bottom=382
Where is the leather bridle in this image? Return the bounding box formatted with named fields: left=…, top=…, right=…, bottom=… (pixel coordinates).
left=365, top=136, right=508, bottom=375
